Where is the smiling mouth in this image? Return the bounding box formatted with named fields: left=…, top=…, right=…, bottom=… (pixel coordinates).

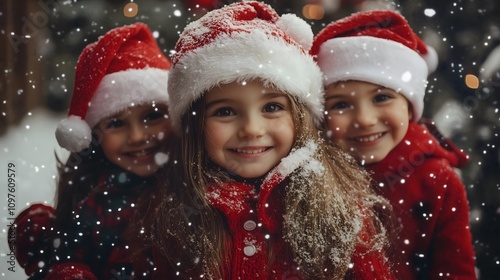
left=232, top=147, right=269, bottom=154
left=126, top=147, right=157, bottom=158
left=350, top=132, right=384, bottom=143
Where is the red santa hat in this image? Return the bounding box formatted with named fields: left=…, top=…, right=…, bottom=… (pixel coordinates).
left=310, top=10, right=438, bottom=122
left=168, top=1, right=324, bottom=131
left=55, top=22, right=171, bottom=152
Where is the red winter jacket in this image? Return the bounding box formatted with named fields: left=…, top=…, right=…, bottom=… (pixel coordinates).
left=366, top=122, right=476, bottom=280
left=201, top=171, right=394, bottom=279
left=146, top=178, right=394, bottom=279
left=129, top=143, right=395, bottom=279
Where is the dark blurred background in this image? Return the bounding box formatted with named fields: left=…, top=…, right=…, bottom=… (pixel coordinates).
left=1, top=0, right=499, bottom=279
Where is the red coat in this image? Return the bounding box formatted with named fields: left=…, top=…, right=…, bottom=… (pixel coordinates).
left=202, top=172, right=394, bottom=279
left=133, top=143, right=395, bottom=279
left=367, top=122, right=476, bottom=280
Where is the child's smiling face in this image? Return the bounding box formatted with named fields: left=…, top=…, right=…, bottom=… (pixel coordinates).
left=203, top=80, right=295, bottom=179
left=324, top=80, right=412, bottom=165
left=97, top=103, right=172, bottom=177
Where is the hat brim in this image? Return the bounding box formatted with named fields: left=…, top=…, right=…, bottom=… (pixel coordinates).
left=168, top=30, right=324, bottom=131
left=85, top=68, right=170, bottom=128
left=317, top=36, right=428, bottom=121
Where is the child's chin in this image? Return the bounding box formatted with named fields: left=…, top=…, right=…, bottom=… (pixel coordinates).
left=356, top=155, right=382, bottom=166
left=130, top=165, right=159, bottom=177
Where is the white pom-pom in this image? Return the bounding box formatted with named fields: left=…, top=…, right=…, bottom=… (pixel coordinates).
left=55, top=115, right=92, bottom=153
left=423, top=45, right=438, bottom=74
left=276, top=13, right=313, bottom=51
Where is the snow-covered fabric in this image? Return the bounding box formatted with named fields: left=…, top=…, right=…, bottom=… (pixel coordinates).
left=168, top=1, right=324, bottom=131
left=198, top=142, right=392, bottom=279
left=367, top=122, right=476, bottom=279
left=203, top=169, right=393, bottom=279
left=47, top=170, right=156, bottom=279
left=135, top=142, right=394, bottom=279
left=311, top=10, right=438, bottom=122
left=55, top=22, right=170, bottom=153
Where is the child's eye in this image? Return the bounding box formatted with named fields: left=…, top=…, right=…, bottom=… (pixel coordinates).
left=103, top=118, right=125, bottom=129
left=213, top=107, right=235, bottom=117
left=144, top=111, right=167, bottom=122
left=263, top=103, right=284, bottom=113
left=330, top=101, right=349, bottom=110
left=373, top=94, right=392, bottom=103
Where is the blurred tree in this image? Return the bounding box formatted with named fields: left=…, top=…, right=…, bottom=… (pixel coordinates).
left=1, top=1, right=45, bottom=135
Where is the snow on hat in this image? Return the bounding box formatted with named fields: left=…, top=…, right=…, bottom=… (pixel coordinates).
left=310, top=10, right=438, bottom=122
left=56, top=22, right=171, bottom=152
left=168, top=1, right=324, bottom=131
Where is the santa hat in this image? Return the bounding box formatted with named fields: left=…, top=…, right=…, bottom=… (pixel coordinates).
left=56, top=22, right=171, bottom=152
left=310, top=10, right=438, bottom=122
left=168, top=1, right=324, bottom=131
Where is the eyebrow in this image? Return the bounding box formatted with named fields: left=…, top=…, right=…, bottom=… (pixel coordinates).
left=260, top=92, right=288, bottom=103
left=326, top=86, right=392, bottom=100
left=325, top=94, right=344, bottom=101
left=205, top=98, right=231, bottom=111
left=106, top=111, right=125, bottom=120
left=372, top=86, right=392, bottom=92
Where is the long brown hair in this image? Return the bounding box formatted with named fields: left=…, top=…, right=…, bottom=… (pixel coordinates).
left=151, top=89, right=390, bottom=279
left=149, top=96, right=228, bottom=278
left=278, top=94, right=388, bottom=279
left=54, top=133, right=111, bottom=231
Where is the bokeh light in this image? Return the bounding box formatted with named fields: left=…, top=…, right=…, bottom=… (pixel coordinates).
left=465, top=74, right=479, bottom=89
left=302, top=4, right=324, bottom=20
left=124, top=2, right=138, bottom=18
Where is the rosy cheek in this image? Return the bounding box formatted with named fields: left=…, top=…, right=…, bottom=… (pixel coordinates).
left=339, top=141, right=352, bottom=152
left=327, top=122, right=345, bottom=136
left=273, top=119, right=292, bottom=132
left=324, top=128, right=343, bottom=144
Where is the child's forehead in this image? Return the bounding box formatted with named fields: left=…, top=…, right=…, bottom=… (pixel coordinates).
left=206, top=79, right=284, bottom=96
left=333, top=80, right=382, bottom=88
left=327, top=80, right=400, bottom=95
left=219, top=78, right=279, bottom=90
left=107, top=102, right=169, bottom=117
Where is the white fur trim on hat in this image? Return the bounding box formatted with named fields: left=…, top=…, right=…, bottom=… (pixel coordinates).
left=86, top=67, right=169, bottom=128
left=169, top=31, right=324, bottom=131
left=317, top=36, right=428, bottom=121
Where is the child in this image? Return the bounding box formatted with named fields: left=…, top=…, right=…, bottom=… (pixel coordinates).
left=311, top=10, right=476, bottom=279
left=9, top=22, right=173, bottom=279
left=149, top=2, right=394, bottom=279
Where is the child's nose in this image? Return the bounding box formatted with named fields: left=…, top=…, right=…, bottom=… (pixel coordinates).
left=238, top=115, right=265, bottom=138
left=128, top=122, right=149, bottom=144
left=354, top=106, right=377, bottom=128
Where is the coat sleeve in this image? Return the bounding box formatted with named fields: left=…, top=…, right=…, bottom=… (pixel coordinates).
left=8, top=203, right=56, bottom=278
left=426, top=159, right=476, bottom=280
